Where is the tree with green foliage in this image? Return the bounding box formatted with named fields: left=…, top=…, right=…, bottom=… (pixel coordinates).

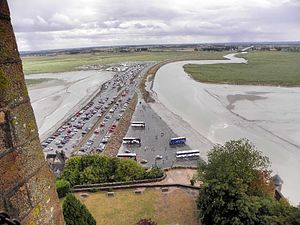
left=56, top=179, right=71, bottom=198
left=115, top=158, right=145, bottom=181
left=144, top=166, right=164, bottom=179
left=63, top=193, right=96, bottom=225
left=61, top=155, right=163, bottom=186
left=198, top=139, right=300, bottom=225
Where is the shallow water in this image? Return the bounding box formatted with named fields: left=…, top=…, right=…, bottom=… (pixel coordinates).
left=153, top=54, right=300, bottom=205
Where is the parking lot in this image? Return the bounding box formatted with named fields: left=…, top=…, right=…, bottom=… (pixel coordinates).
left=118, top=96, right=200, bottom=168
left=42, top=63, right=149, bottom=160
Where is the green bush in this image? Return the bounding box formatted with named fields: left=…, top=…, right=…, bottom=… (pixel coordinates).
left=63, top=193, right=96, bottom=225
left=61, top=155, right=163, bottom=186
left=56, top=179, right=71, bottom=198
left=115, top=159, right=145, bottom=181
left=144, top=167, right=164, bottom=179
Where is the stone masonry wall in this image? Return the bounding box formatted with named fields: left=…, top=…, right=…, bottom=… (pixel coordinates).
left=0, top=1, right=64, bottom=224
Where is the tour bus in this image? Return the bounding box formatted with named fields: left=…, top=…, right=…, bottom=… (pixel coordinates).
left=131, top=121, right=145, bottom=128
left=122, top=137, right=141, bottom=145
left=117, top=152, right=137, bottom=160
left=176, top=150, right=200, bottom=159
left=169, top=137, right=186, bottom=145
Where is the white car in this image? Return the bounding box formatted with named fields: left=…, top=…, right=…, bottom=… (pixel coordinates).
left=140, top=159, right=148, bottom=164
left=155, top=155, right=163, bottom=160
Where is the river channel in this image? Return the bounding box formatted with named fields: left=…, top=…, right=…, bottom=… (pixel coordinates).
left=153, top=53, right=300, bottom=205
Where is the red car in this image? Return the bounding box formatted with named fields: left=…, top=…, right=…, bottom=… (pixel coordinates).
left=109, top=124, right=117, bottom=133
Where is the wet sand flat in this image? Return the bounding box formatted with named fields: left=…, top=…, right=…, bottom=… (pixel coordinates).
left=152, top=54, right=300, bottom=205
left=27, top=70, right=114, bottom=139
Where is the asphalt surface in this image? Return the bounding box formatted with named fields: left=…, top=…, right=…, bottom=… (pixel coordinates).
left=119, top=95, right=201, bottom=168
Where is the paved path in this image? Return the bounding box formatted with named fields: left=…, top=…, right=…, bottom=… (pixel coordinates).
left=156, top=168, right=200, bottom=187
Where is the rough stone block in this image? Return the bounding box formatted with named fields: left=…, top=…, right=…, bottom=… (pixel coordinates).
left=0, top=197, right=5, bottom=211
left=0, top=0, right=10, bottom=16
left=26, top=164, right=56, bottom=207
left=134, top=190, right=142, bottom=194
left=0, top=19, right=19, bottom=65
left=9, top=101, right=39, bottom=146
left=0, top=138, right=45, bottom=194
left=0, top=111, right=13, bottom=155
left=0, top=111, right=5, bottom=124
left=9, top=184, right=31, bottom=220
left=23, top=171, right=63, bottom=225
left=107, top=192, right=115, bottom=197
left=0, top=63, right=29, bottom=109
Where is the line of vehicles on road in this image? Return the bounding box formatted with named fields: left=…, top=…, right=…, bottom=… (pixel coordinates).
left=42, top=63, right=147, bottom=158
left=79, top=96, right=132, bottom=154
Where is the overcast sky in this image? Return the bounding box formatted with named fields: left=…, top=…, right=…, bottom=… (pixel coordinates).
left=8, top=0, right=300, bottom=51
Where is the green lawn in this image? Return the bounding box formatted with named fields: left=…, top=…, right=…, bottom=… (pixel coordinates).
left=183, top=51, right=300, bottom=86
left=22, top=51, right=226, bottom=75
left=76, top=188, right=199, bottom=225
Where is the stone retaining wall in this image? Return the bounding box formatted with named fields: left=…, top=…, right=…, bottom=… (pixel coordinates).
left=72, top=173, right=166, bottom=190
left=72, top=183, right=200, bottom=193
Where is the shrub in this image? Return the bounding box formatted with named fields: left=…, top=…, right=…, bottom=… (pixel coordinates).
left=56, top=179, right=71, bottom=198
left=114, top=159, right=145, bottom=181
left=63, top=193, right=96, bottom=225
left=144, top=167, right=164, bottom=179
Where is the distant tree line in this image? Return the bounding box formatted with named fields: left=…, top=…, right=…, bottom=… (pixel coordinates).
left=56, top=155, right=164, bottom=198
left=197, top=139, right=300, bottom=225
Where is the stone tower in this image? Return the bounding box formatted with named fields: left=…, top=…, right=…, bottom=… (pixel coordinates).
left=0, top=1, right=64, bottom=224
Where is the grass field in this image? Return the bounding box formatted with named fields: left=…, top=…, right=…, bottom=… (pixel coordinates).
left=76, top=188, right=198, bottom=225
left=22, top=51, right=226, bottom=75
left=183, top=51, right=300, bottom=86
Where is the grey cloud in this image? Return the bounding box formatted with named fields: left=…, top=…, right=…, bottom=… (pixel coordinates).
left=8, top=0, right=300, bottom=51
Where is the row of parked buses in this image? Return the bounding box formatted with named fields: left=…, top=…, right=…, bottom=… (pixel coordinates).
left=117, top=149, right=200, bottom=161
left=121, top=137, right=187, bottom=146
left=118, top=120, right=199, bottom=161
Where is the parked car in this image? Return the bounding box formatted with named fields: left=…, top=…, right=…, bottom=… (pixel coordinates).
left=155, top=155, right=163, bottom=160
left=140, top=159, right=148, bottom=164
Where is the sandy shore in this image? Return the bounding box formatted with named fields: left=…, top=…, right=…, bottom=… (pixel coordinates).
left=27, top=70, right=114, bottom=140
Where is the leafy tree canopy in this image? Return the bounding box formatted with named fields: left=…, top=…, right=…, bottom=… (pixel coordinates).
left=198, top=139, right=300, bottom=225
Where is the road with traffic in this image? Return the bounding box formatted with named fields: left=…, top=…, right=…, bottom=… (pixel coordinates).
left=42, top=63, right=149, bottom=158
